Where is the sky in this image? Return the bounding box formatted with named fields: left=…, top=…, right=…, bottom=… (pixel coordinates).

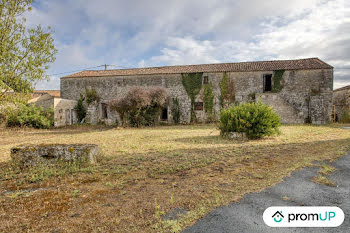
left=27, top=0, right=350, bottom=90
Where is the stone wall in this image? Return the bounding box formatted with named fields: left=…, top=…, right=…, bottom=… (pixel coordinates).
left=28, top=94, right=55, bottom=110
left=61, top=68, right=333, bottom=124
left=333, top=88, right=350, bottom=122
left=54, top=98, right=78, bottom=127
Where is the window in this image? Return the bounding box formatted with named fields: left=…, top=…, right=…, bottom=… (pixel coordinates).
left=101, top=103, right=108, bottom=119
left=194, top=102, right=204, bottom=111
left=161, top=107, right=168, bottom=120
left=263, top=74, right=272, bottom=92
left=203, top=76, right=209, bottom=84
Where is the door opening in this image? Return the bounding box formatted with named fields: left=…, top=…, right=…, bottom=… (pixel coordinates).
left=161, top=107, right=168, bottom=121
left=263, top=74, right=272, bottom=92
left=101, top=103, right=108, bottom=119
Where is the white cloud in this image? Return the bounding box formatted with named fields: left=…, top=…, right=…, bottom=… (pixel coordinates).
left=23, top=0, right=349, bottom=89
left=145, top=0, right=350, bottom=89
left=35, top=76, right=60, bottom=90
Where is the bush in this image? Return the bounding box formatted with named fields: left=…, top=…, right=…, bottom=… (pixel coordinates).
left=109, top=87, right=168, bottom=127
left=219, top=102, right=280, bottom=139
left=85, top=88, right=100, bottom=105
left=7, top=104, right=54, bottom=129
left=75, top=94, right=86, bottom=123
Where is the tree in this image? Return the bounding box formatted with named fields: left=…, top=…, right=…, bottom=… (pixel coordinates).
left=0, top=0, right=57, bottom=100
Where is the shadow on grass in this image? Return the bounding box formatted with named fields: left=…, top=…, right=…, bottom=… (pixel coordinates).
left=26, top=125, right=115, bottom=136
left=175, top=135, right=254, bottom=145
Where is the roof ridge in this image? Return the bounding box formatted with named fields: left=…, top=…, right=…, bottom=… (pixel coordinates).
left=62, top=58, right=333, bottom=79
left=77, top=57, right=323, bottom=72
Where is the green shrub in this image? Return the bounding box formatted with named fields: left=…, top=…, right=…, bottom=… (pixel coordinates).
left=85, top=88, right=100, bottom=105
left=219, top=102, right=280, bottom=139
left=75, top=94, right=86, bottom=122
left=0, top=110, right=7, bottom=126
left=7, top=104, right=54, bottom=129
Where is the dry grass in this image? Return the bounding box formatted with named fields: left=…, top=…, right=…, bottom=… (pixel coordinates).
left=312, top=175, right=336, bottom=187
left=0, top=124, right=350, bottom=232
left=311, top=162, right=337, bottom=187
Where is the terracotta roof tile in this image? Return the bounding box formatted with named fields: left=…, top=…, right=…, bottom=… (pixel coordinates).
left=33, top=90, right=60, bottom=98
left=62, top=58, right=333, bottom=79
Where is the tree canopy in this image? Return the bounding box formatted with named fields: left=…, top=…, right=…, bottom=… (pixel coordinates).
left=0, top=0, right=57, bottom=100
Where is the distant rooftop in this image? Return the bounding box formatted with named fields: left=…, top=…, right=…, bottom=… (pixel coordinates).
left=334, top=85, right=350, bottom=92
left=62, top=58, right=333, bottom=79
left=33, top=90, right=60, bottom=98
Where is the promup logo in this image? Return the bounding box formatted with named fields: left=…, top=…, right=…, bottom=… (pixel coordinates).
left=263, top=206, right=344, bottom=227
left=272, top=211, right=284, bottom=223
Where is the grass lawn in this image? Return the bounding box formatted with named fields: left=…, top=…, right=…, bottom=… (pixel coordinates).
left=1, top=124, right=350, bottom=232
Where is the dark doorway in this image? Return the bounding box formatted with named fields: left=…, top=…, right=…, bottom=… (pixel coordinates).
left=264, top=74, right=272, bottom=92
left=161, top=107, right=168, bottom=121
left=101, top=103, right=108, bottom=119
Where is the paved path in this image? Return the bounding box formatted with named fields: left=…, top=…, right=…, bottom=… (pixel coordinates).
left=184, top=152, right=350, bottom=233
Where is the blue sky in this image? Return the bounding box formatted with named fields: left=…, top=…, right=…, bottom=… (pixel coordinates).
left=27, top=0, right=350, bottom=90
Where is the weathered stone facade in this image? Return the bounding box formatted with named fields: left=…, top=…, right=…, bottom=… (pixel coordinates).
left=333, top=85, right=350, bottom=122
left=29, top=93, right=78, bottom=127
left=61, top=58, right=333, bottom=125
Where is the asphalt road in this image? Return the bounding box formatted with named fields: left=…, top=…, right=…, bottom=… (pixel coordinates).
left=183, top=151, right=350, bottom=233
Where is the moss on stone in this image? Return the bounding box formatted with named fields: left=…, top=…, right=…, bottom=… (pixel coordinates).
left=68, top=147, right=75, bottom=153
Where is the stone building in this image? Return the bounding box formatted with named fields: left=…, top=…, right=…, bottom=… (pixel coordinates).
left=332, top=85, right=350, bottom=122
left=60, top=58, right=333, bottom=125
left=29, top=90, right=77, bottom=127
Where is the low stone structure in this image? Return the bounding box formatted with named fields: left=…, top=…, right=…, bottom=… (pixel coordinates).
left=29, top=90, right=78, bottom=127
left=11, top=144, right=98, bottom=168
left=60, top=58, right=333, bottom=125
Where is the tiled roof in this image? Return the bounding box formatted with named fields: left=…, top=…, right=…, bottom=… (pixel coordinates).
left=334, top=85, right=350, bottom=92
left=33, top=90, right=60, bottom=98
left=62, top=58, right=333, bottom=79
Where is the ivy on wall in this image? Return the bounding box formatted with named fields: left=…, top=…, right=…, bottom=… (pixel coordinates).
left=203, top=83, right=214, bottom=114
left=219, top=72, right=235, bottom=108
left=181, top=72, right=203, bottom=122
left=272, top=70, right=285, bottom=93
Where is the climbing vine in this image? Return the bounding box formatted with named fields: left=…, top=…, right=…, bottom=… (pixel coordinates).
left=272, top=70, right=285, bottom=93
left=203, top=83, right=214, bottom=114
left=181, top=72, right=203, bottom=122
left=219, top=72, right=235, bottom=108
